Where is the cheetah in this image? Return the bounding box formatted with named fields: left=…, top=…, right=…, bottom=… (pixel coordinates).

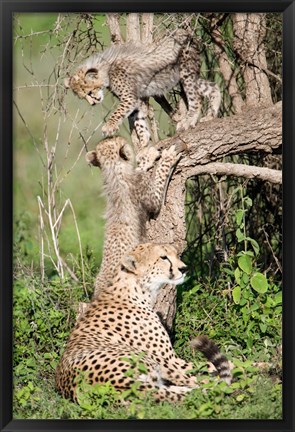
left=64, top=31, right=221, bottom=147
left=55, top=243, right=232, bottom=403
left=85, top=136, right=182, bottom=300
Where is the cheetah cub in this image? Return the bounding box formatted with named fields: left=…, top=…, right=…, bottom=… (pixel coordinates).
left=56, top=243, right=232, bottom=403
left=86, top=136, right=182, bottom=300
left=65, top=32, right=221, bottom=147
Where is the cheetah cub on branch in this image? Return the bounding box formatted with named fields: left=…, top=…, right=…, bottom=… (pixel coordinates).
left=86, top=136, right=182, bottom=300
left=56, top=243, right=232, bottom=403
left=65, top=31, right=221, bottom=147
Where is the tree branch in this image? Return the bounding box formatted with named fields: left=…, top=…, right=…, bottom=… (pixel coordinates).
left=156, top=102, right=282, bottom=170
left=126, top=13, right=141, bottom=42
left=106, top=14, right=123, bottom=44
left=188, top=161, right=281, bottom=184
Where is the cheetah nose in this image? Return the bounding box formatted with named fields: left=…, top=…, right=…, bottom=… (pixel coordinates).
left=85, top=94, right=95, bottom=105
left=179, top=265, right=187, bottom=274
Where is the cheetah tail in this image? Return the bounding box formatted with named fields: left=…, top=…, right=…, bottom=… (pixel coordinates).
left=190, top=335, right=232, bottom=384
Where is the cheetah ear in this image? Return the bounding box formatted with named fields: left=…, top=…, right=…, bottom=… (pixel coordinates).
left=121, top=255, right=137, bottom=274
left=64, top=77, right=71, bottom=89
left=86, top=151, right=100, bottom=167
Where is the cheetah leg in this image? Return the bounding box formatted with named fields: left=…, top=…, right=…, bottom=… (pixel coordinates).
left=159, top=357, right=198, bottom=387
left=132, top=105, right=151, bottom=149
left=137, top=383, right=193, bottom=403
left=136, top=146, right=160, bottom=172
left=93, top=229, right=134, bottom=299
left=101, top=95, right=139, bottom=137
left=176, top=45, right=203, bottom=131
left=56, top=345, right=193, bottom=403
left=143, top=145, right=181, bottom=216
left=171, top=97, right=188, bottom=124
left=197, top=78, right=221, bottom=122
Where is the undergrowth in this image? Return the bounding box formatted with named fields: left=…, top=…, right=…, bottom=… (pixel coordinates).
left=13, top=191, right=282, bottom=420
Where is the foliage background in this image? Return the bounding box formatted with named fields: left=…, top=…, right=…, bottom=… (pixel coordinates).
left=13, top=13, right=282, bottom=419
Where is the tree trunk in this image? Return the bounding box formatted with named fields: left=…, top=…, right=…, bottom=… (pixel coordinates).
left=232, top=13, right=273, bottom=107
left=149, top=102, right=282, bottom=332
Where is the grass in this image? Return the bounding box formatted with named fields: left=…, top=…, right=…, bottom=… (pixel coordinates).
left=13, top=258, right=282, bottom=420
left=13, top=203, right=282, bottom=420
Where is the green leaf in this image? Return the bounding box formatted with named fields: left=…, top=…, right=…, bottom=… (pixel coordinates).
left=234, top=267, right=241, bottom=284
left=241, top=288, right=251, bottom=300
left=239, top=297, right=247, bottom=306
left=259, top=323, right=267, bottom=333
left=236, top=228, right=245, bottom=242
left=274, top=291, right=282, bottom=305
left=246, top=335, right=253, bottom=349
left=250, top=273, right=268, bottom=293
left=138, top=363, right=148, bottom=374
left=232, top=286, right=241, bottom=304
left=248, top=238, right=260, bottom=255
left=242, top=273, right=249, bottom=285
left=238, top=250, right=254, bottom=257
left=250, top=302, right=260, bottom=312
left=238, top=255, right=252, bottom=274
left=236, top=394, right=245, bottom=402
left=235, top=209, right=245, bottom=226
left=223, top=268, right=234, bottom=276
left=244, top=196, right=253, bottom=208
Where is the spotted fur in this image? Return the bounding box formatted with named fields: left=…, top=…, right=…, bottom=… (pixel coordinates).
left=65, top=31, right=221, bottom=147
left=56, top=243, right=232, bottom=403
left=85, top=136, right=181, bottom=300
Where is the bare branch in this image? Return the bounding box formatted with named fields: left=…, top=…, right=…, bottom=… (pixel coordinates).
left=212, top=27, right=245, bottom=114
left=126, top=13, right=141, bottom=42
left=188, top=161, right=282, bottom=184
left=67, top=199, right=88, bottom=296
left=106, top=13, right=123, bottom=44
left=141, top=14, right=154, bottom=43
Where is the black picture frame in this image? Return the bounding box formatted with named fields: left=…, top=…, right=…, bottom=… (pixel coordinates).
left=1, top=1, right=294, bottom=431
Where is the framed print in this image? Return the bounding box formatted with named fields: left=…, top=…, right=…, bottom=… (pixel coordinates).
left=1, top=1, right=294, bottom=431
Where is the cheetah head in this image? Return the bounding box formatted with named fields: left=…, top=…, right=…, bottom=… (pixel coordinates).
left=121, top=243, right=187, bottom=290
left=64, top=67, right=104, bottom=105
left=85, top=136, right=135, bottom=169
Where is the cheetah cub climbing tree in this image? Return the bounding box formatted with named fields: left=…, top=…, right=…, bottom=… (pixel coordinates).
left=85, top=136, right=183, bottom=300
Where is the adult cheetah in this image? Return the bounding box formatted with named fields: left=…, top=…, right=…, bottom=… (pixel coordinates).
left=56, top=243, right=232, bottom=403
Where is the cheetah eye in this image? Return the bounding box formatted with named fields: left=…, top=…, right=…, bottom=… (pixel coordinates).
left=85, top=68, right=98, bottom=79
left=119, top=147, right=129, bottom=161
left=160, top=255, right=169, bottom=261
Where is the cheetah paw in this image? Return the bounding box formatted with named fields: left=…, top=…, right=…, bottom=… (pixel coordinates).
left=176, top=114, right=200, bottom=132
left=101, top=121, right=119, bottom=136
left=136, top=146, right=160, bottom=171
left=199, top=113, right=215, bottom=123
left=161, top=145, right=179, bottom=163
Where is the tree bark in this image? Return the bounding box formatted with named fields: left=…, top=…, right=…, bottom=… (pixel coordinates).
left=212, top=31, right=245, bottom=114
left=156, top=102, right=281, bottom=165
left=232, top=13, right=273, bottom=107
left=149, top=101, right=282, bottom=332
left=106, top=14, right=123, bottom=44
